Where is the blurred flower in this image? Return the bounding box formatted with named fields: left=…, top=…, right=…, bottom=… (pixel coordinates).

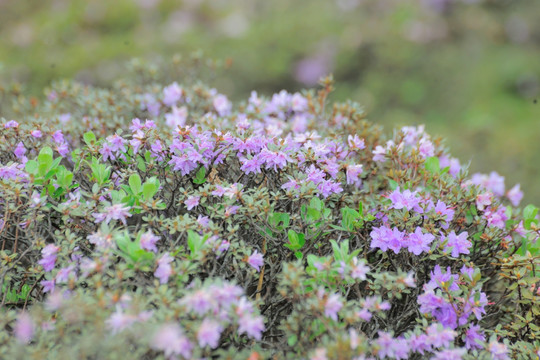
left=197, top=318, right=223, bottom=349
left=154, top=252, right=173, bottom=284
left=162, top=82, right=183, bottom=107
left=151, top=323, right=192, bottom=359
left=247, top=250, right=264, bottom=272
left=140, top=230, right=160, bottom=253
left=14, top=312, right=34, bottom=343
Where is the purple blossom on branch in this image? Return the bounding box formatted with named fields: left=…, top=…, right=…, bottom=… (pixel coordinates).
left=247, top=250, right=264, bottom=272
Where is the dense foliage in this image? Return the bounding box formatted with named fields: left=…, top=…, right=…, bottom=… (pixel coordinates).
left=2, top=0, right=540, bottom=203
left=0, top=67, right=539, bottom=359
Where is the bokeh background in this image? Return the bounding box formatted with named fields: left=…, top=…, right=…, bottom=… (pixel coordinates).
left=1, top=0, right=540, bottom=203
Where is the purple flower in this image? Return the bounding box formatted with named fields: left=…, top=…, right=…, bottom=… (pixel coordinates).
left=347, top=135, right=365, bottom=150
left=506, top=184, right=523, bottom=207
left=476, top=192, right=492, bottom=211
left=406, top=227, right=435, bottom=255
left=165, top=105, right=188, bottom=129
left=431, top=349, right=466, bottom=360
left=56, top=142, right=70, bottom=157
left=181, top=290, right=214, bottom=315
left=56, top=265, right=75, bottom=283
left=291, top=93, right=308, bottom=112
left=237, top=314, right=264, bottom=340
left=38, top=244, right=60, bottom=272
left=444, top=231, right=471, bottom=258
left=388, top=187, right=422, bottom=212
left=106, top=307, right=137, bottom=334
left=247, top=250, right=264, bottom=272
left=14, top=142, right=26, bottom=159
left=470, top=172, right=505, bottom=197
left=425, top=323, right=456, bottom=348
left=162, top=82, right=183, bottom=107
left=213, top=94, right=232, bottom=116
left=197, top=318, right=223, bottom=349
left=464, top=324, right=485, bottom=349
left=484, top=206, right=508, bottom=229
left=350, top=257, right=369, bottom=280
left=154, top=253, right=173, bottom=284
left=140, top=230, right=160, bottom=253
left=488, top=340, right=510, bottom=360
left=4, top=120, right=19, bottom=128
left=418, top=138, right=435, bottom=158
left=151, top=323, right=192, bottom=359
left=14, top=312, right=34, bottom=343
left=387, top=227, right=406, bottom=254
left=184, top=196, right=200, bottom=211
left=372, top=145, right=387, bottom=162
left=427, top=265, right=460, bottom=292
left=324, top=293, right=343, bottom=321
left=93, top=204, right=132, bottom=225
left=432, top=200, right=455, bottom=222
left=240, top=155, right=264, bottom=175
left=346, top=164, right=363, bottom=187
left=52, top=130, right=64, bottom=144
left=168, top=154, right=198, bottom=175
left=281, top=178, right=300, bottom=191
left=41, top=279, right=56, bottom=293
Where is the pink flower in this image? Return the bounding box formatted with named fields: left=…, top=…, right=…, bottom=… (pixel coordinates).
left=197, top=318, right=223, bottom=349
left=247, top=250, right=264, bottom=272
left=506, top=184, right=523, bottom=207
left=476, top=192, right=492, bottom=211
left=151, top=323, right=192, bottom=359
left=140, top=230, right=160, bottom=253
left=30, top=130, right=42, bottom=138
left=154, top=253, right=173, bottom=284
left=14, top=312, right=34, bottom=343
left=310, top=348, right=328, bottom=360
left=184, top=196, right=200, bottom=211
left=93, top=204, right=132, bottom=225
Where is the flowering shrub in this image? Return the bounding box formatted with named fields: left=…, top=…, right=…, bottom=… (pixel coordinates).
left=0, top=66, right=539, bottom=359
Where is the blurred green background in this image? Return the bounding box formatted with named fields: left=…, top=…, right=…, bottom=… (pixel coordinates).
left=1, top=0, right=540, bottom=203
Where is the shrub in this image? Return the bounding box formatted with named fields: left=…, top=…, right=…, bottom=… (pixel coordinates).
left=0, top=64, right=538, bottom=359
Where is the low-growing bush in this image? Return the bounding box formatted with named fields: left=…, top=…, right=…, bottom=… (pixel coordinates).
left=0, top=63, right=539, bottom=359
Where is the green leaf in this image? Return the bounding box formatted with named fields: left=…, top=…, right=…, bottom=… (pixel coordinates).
left=25, top=159, right=38, bottom=175
left=142, top=177, right=160, bottom=200
left=187, top=230, right=202, bottom=254
left=425, top=156, right=440, bottom=174
left=137, top=156, right=146, bottom=172
left=523, top=204, right=538, bottom=220
left=193, top=166, right=207, bottom=184
left=310, top=197, right=323, bottom=211
left=287, top=335, right=298, bottom=346
left=129, top=174, right=142, bottom=195
left=388, top=179, right=398, bottom=190
left=83, top=131, right=96, bottom=145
